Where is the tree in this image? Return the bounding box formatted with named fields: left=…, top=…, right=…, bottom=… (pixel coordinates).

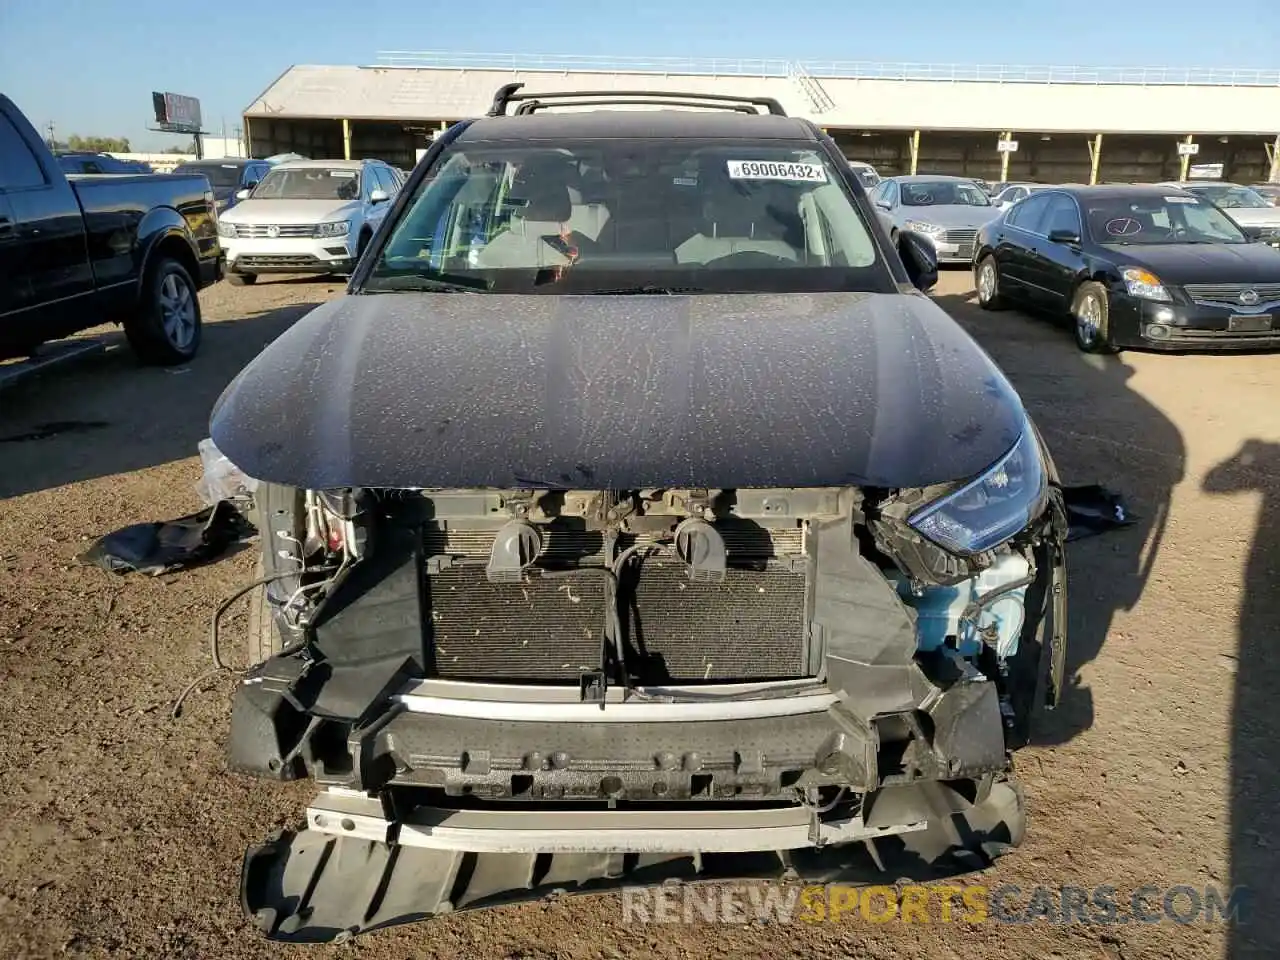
left=65, top=133, right=131, bottom=153
left=163, top=142, right=197, bottom=154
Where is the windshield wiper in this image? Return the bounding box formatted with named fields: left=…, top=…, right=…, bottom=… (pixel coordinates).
left=587, top=285, right=706, bottom=296
left=364, top=273, right=491, bottom=293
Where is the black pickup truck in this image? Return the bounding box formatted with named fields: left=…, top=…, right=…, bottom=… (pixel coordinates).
left=0, top=95, right=222, bottom=367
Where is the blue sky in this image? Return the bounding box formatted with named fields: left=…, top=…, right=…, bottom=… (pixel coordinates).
left=2, top=0, right=1277, bottom=150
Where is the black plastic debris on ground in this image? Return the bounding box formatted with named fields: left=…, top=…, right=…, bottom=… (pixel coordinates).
left=1061, top=484, right=1135, bottom=542
left=80, top=500, right=255, bottom=576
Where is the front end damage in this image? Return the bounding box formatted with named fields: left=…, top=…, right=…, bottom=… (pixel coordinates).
left=231, top=476, right=1067, bottom=941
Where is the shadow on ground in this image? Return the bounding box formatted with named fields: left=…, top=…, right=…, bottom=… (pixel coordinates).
left=933, top=285, right=1186, bottom=747
left=0, top=301, right=318, bottom=500
left=1203, top=441, right=1280, bottom=956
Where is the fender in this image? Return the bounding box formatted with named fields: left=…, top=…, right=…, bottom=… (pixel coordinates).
left=133, top=207, right=200, bottom=296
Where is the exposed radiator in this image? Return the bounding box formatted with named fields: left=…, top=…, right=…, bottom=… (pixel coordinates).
left=427, top=566, right=605, bottom=681
left=626, top=558, right=808, bottom=681
left=422, top=521, right=811, bottom=684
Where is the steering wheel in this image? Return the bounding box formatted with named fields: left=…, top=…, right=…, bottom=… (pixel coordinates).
left=702, top=250, right=797, bottom=269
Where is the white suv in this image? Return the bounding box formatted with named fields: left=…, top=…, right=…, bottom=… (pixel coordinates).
left=217, top=159, right=401, bottom=284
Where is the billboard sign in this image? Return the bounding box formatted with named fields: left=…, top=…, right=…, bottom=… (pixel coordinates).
left=152, top=92, right=203, bottom=133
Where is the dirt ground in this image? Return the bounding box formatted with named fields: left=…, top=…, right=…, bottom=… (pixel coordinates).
left=0, top=270, right=1276, bottom=960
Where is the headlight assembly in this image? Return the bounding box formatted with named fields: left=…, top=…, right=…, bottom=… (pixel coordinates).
left=217, top=221, right=237, bottom=239
left=1121, top=267, right=1171, bottom=302
left=908, top=427, right=1047, bottom=555
left=316, top=220, right=351, bottom=238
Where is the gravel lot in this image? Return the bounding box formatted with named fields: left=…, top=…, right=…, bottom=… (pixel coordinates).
left=0, top=271, right=1276, bottom=960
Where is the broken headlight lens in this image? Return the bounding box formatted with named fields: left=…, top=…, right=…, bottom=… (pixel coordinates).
left=908, top=427, right=1047, bottom=555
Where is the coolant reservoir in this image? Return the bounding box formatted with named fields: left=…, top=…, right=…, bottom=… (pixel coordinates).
left=886, top=553, right=1031, bottom=659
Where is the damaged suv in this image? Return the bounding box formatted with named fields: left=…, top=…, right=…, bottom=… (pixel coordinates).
left=209, top=86, right=1068, bottom=941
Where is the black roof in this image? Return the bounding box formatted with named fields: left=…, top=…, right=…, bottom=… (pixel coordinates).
left=456, top=110, right=815, bottom=143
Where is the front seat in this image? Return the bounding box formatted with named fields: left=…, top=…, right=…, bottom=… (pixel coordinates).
left=474, top=158, right=579, bottom=269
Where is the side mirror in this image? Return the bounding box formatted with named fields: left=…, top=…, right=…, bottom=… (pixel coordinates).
left=235, top=188, right=251, bottom=201
left=369, top=189, right=389, bottom=203
left=874, top=199, right=891, bottom=211
left=244, top=179, right=259, bottom=191
left=898, top=230, right=939, bottom=292
left=1047, top=228, right=1081, bottom=246
left=1240, top=225, right=1264, bottom=241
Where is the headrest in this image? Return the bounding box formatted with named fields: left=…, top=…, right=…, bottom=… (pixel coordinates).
left=511, top=156, right=576, bottom=223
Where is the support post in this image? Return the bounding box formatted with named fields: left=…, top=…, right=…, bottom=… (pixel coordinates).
left=999, top=131, right=1013, bottom=183
left=1268, top=134, right=1280, bottom=183
left=342, top=118, right=353, bottom=160
left=1088, top=133, right=1103, bottom=185
left=909, top=130, right=920, bottom=175
left=1179, top=133, right=1194, bottom=181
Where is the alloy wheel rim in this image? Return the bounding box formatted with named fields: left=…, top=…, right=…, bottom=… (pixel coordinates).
left=1077, top=294, right=1101, bottom=345
left=979, top=262, right=996, bottom=301
left=159, top=273, right=196, bottom=351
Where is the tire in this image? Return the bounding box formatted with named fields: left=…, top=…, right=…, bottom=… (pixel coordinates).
left=975, top=255, right=1006, bottom=310
left=247, top=482, right=307, bottom=665
left=246, top=561, right=284, bottom=667
left=227, top=272, right=257, bottom=286
left=1071, top=281, right=1118, bottom=353
left=123, top=257, right=202, bottom=365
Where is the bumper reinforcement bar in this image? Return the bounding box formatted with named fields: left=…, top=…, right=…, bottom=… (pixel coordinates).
left=305, top=792, right=928, bottom=853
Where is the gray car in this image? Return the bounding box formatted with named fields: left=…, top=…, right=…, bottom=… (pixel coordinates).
left=991, top=182, right=1055, bottom=212
left=1155, top=181, right=1280, bottom=245
left=871, top=175, right=1001, bottom=263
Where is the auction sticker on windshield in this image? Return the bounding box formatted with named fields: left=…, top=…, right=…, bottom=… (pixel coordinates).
left=727, top=160, right=828, bottom=183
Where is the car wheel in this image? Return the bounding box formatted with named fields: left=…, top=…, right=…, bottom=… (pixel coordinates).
left=976, top=255, right=1006, bottom=310
left=1072, top=282, right=1117, bottom=353
left=123, top=257, right=202, bottom=365
left=228, top=272, right=257, bottom=286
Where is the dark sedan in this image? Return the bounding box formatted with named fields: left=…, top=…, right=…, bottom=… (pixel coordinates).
left=973, top=184, right=1280, bottom=352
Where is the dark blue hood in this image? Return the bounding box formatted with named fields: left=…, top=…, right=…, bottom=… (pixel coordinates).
left=209, top=291, right=1025, bottom=491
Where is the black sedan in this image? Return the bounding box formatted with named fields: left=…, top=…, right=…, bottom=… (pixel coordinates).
left=973, top=184, right=1280, bottom=352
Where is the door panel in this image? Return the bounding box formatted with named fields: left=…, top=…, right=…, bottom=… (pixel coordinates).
left=1032, top=195, right=1087, bottom=308
left=0, top=110, right=94, bottom=326
left=0, top=192, right=25, bottom=320
left=996, top=193, right=1051, bottom=299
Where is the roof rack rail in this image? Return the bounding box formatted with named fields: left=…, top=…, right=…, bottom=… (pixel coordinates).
left=486, top=83, right=787, bottom=117
left=514, top=97, right=762, bottom=115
